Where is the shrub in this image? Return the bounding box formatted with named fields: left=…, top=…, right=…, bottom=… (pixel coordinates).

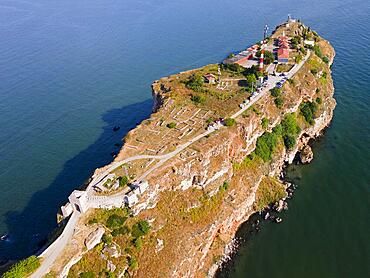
left=88, top=218, right=98, bottom=225
left=133, top=237, right=143, bottom=250
left=119, top=176, right=129, bottom=187
left=270, top=87, right=281, bottom=98
left=255, top=132, right=278, bottom=162
left=300, top=102, right=318, bottom=125
left=288, top=78, right=295, bottom=85
left=283, top=134, right=296, bottom=150
left=80, top=272, right=95, bottom=278
left=224, top=118, right=236, bottom=127
left=2, top=256, right=40, bottom=278
left=322, top=56, right=329, bottom=64
left=219, top=181, right=229, bottom=192
left=310, top=68, right=318, bottom=75
left=131, top=220, right=150, bottom=238
left=221, top=62, right=245, bottom=73
left=316, top=97, right=322, bottom=104
left=166, top=122, right=177, bottom=129
left=128, top=257, right=138, bottom=270
left=313, top=45, right=323, bottom=59
left=261, top=118, right=269, bottom=129
left=186, top=74, right=204, bottom=92
left=281, top=113, right=301, bottom=149
left=274, top=97, right=284, bottom=108
left=315, top=88, right=321, bottom=93
left=111, top=226, right=130, bottom=237
left=281, top=113, right=301, bottom=137
left=227, top=53, right=235, bottom=58
left=102, top=233, right=112, bottom=244
left=191, top=94, right=206, bottom=104
left=106, top=214, right=127, bottom=229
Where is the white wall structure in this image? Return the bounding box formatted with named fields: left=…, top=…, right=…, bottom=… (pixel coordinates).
left=68, top=190, right=89, bottom=213
left=124, top=191, right=139, bottom=207
left=61, top=202, right=73, bottom=218
left=304, top=40, right=315, bottom=47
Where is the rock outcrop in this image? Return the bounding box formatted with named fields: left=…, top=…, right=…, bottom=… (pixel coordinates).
left=300, top=145, right=314, bottom=164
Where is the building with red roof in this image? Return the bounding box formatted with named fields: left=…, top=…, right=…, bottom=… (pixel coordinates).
left=277, top=48, right=289, bottom=63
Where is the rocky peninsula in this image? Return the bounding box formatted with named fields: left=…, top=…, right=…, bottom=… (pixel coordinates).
left=2, top=19, right=335, bottom=278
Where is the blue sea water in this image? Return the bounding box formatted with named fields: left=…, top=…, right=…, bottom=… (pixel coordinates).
left=0, top=0, right=369, bottom=276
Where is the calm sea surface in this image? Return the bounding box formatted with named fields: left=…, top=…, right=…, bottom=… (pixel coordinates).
left=0, top=0, right=369, bottom=276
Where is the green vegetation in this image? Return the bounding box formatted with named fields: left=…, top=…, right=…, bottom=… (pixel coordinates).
left=288, top=78, right=295, bottom=85
left=322, top=56, right=329, bottom=64
left=190, top=94, right=206, bottom=104
left=133, top=237, right=143, bottom=250
left=300, top=101, right=318, bottom=125
left=102, top=233, right=113, bottom=244
left=316, top=97, right=322, bottom=104
left=131, top=220, right=150, bottom=238
left=128, top=257, right=138, bottom=270
left=119, top=176, right=129, bottom=187
left=270, top=87, right=284, bottom=108
left=224, top=118, right=236, bottom=127
left=254, top=113, right=301, bottom=161
left=261, top=117, right=269, bottom=129
left=254, top=177, right=287, bottom=211
left=290, top=36, right=301, bottom=49
left=310, top=68, right=318, bottom=75
left=264, top=50, right=275, bottom=64
left=185, top=73, right=204, bottom=92
left=219, top=181, right=229, bottom=192
left=111, top=226, right=130, bottom=237
left=2, top=256, right=40, bottom=278
left=255, top=132, right=279, bottom=161
left=246, top=74, right=257, bottom=87
left=106, top=214, right=127, bottom=229
left=227, top=53, right=235, bottom=58
left=270, top=87, right=281, bottom=98
left=166, top=122, right=177, bottom=129
left=257, top=50, right=274, bottom=64
left=79, top=271, right=95, bottom=278
left=274, top=97, right=284, bottom=108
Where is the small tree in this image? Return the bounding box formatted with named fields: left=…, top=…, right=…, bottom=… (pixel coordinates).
left=274, top=97, right=284, bottom=108
left=322, top=56, right=329, bottom=64
left=270, top=87, right=281, bottom=98
left=186, top=74, right=204, bottom=92
left=261, top=118, right=269, bottom=129
left=119, top=176, right=129, bottom=187
left=246, top=74, right=257, bottom=87
left=224, top=118, right=236, bottom=127
left=166, top=122, right=177, bottom=129
left=191, top=94, right=206, bottom=104
left=131, top=220, right=150, bottom=238
left=134, top=237, right=143, bottom=250
left=263, top=50, right=275, bottom=64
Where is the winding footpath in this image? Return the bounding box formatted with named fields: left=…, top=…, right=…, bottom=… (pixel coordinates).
left=30, top=50, right=310, bottom=278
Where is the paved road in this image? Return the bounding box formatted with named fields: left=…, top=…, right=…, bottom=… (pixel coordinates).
left=32, top=50, right=310, bottom=277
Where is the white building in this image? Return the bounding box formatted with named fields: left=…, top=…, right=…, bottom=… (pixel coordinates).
left=124, top=191, right=139, bottom=207
left=68, top=190, right=89, bottom=213
left=304, top=40, right=315, bottom=47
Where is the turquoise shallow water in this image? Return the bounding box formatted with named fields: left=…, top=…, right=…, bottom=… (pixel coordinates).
left=0, top=0, right=369, bottom=275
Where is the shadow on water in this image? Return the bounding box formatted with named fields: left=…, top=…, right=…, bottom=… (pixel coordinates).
left=0, top=99, right=152, bottom=260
